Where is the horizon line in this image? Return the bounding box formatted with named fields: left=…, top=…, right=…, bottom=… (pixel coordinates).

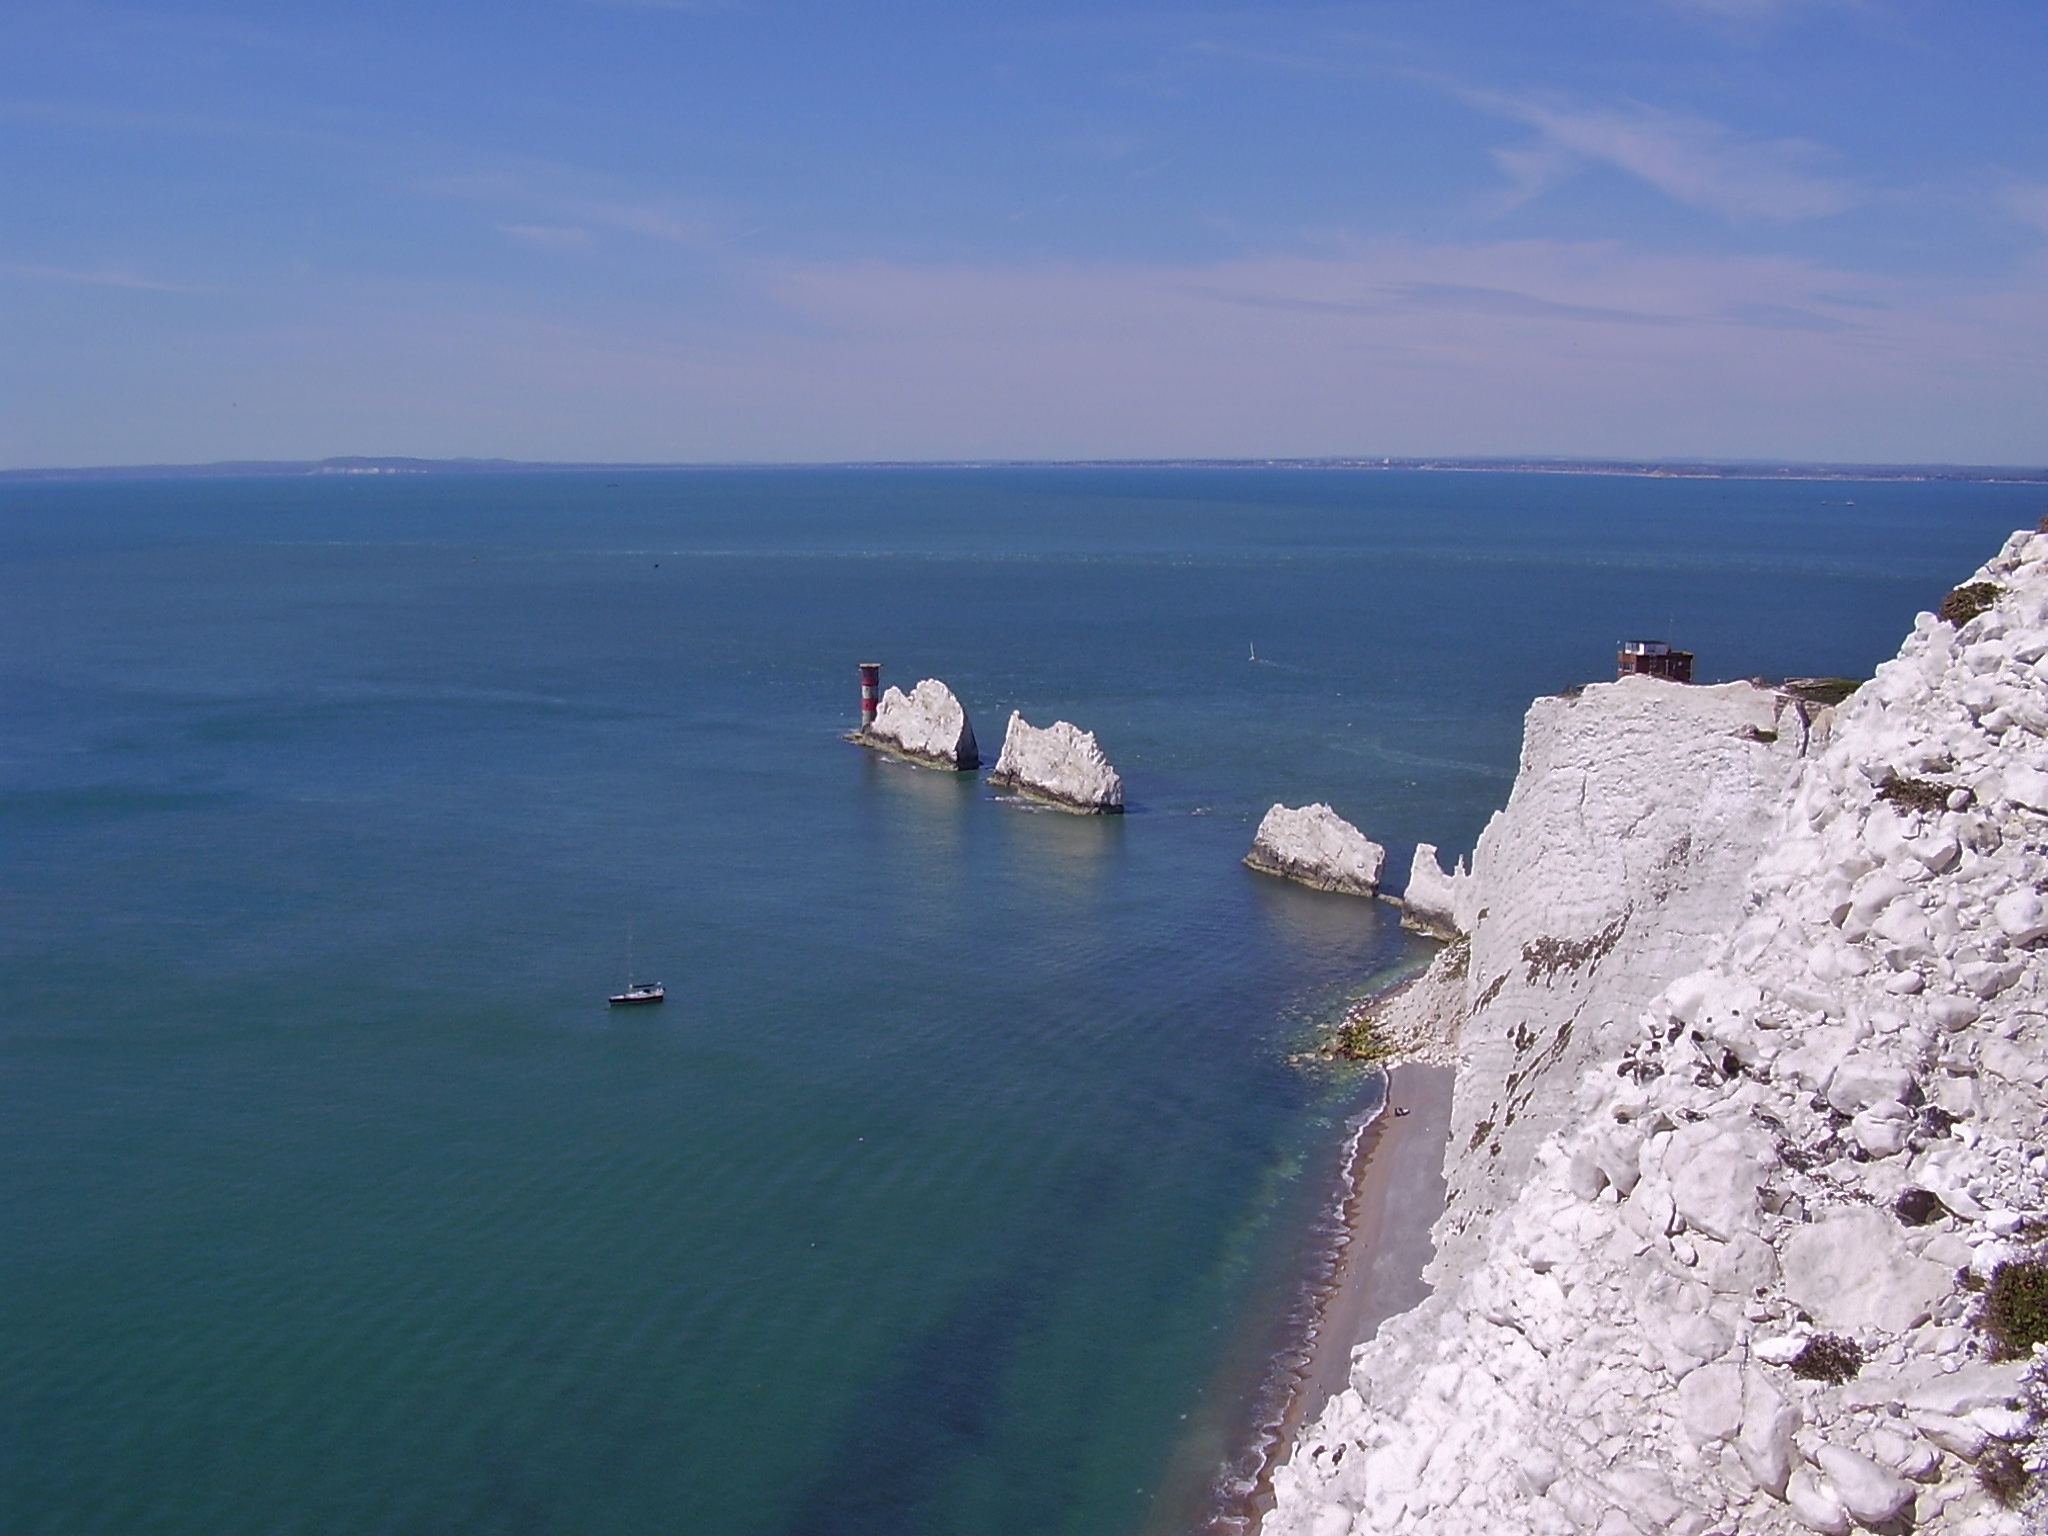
left=5, top=453, right=2048, bottom=486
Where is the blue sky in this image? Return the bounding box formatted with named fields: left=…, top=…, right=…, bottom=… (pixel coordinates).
left=4, top=1, right=2046, bottom=466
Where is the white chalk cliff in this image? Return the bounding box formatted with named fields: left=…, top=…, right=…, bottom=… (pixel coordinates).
left=855, top=678, right=979, bottom=769
left=1247, top=804, right=1388, bottom=896
left=1266, top=536, right=2048, bottom=1536
left=987, top=712, right=1124, bottom=813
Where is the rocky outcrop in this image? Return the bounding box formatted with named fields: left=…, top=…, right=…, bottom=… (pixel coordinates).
left=1245, top=803, right=1387, bottom=895
left=851, top=678, right=979, bottom=769
left=986, top=712, right=1123, bottom=813
left=1399, top=842, right=1474, bottom=936
left=1265, top=536, right=2048, bottom=1536
left=1339, top=938, right=1468, bottom=1069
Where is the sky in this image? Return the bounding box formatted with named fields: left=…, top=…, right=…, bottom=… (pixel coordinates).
left=3, top=1, right=2046, bottom=467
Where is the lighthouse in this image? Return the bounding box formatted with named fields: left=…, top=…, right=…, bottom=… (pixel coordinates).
left=859, top=662, right=882, bottom=727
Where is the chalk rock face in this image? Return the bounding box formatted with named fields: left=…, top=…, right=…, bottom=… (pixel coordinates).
left=1401, top=842, right=1473, bottom=935
left=1434, top=674, right=1822, bottom=1284
left=986, top=712, right=1123, bottom=813
left=1265, top=528, right=2048, bottom=1536
left=855, top=678, right=979, bottom=769
left=1244, top=803, right=1386, bottom=895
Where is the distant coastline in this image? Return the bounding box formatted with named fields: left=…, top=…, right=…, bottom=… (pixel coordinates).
left=5, top=454, right=2048, bottom=484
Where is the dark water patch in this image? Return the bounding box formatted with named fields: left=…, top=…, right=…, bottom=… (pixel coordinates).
left=0, top=784, right=247, bottom=822
left=781, top=1157, right=1123, bottom=1536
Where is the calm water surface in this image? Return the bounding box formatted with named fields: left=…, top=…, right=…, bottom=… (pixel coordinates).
left=0, top=468, right=2030, bottom=1535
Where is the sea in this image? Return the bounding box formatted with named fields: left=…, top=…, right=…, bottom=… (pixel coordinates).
left=0, top=467, right=2035, bottom=1536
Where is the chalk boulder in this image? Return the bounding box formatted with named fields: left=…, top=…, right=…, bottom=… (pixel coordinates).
left=854, top=678, right=979, bottom=769
left=987, top=712, right=1123, bottom=813
left=1781, top=1207, right=1950, bottom=1334
left=1813, top=1445, right=1914, bottom=1526
left=1738, top=1371, right=1800, bottom=1497
left=1662, top=1120, right=1775, bottom=1241
left=1244, top=803, right=1386, bottom=896
left=1786, top=1467, right=1851, bottom=1535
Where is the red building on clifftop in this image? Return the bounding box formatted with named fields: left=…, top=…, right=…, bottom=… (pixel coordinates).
left=1617, top=640, right=1693, bottom=683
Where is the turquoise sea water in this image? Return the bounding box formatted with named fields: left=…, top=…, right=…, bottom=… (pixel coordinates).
left=0, top=468, right=2034, bottom=1536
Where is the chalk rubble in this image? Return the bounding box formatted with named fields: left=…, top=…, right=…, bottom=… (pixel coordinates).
left=853, top=678, right=980, bottom=769
left=1266, top=536, right=2048, bottom=1536
left=1245, top=803, right=1387, bottom=895
left=986, top=712, right=1123, bottom=813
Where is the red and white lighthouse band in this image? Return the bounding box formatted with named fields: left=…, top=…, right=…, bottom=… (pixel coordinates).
left=859, top=662, right=882, bottom=726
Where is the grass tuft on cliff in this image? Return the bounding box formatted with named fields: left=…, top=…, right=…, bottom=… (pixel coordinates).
left=1978, top=1256, right=2048, bottom=1360
left=1978, top=1444, right=2030, bottom=1507
left=1780, top=676, right=1863, bottom=707
left=1939, top=581, right=2002, bottom=626
left=1788, top=1333, right=1863, bottom=1383
left=1877, top=775, right=1952, bottom=815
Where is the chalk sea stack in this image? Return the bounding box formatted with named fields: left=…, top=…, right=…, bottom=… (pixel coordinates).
left=1244, top=803, right=1386, bottom=895
left=1400, top=841, right=1474, bottom=936
left=986, top=712, right=1123, bottom=813
left=851, top=678, right=979, bottom=769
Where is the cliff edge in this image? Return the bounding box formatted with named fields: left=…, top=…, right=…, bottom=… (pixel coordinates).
left=1265, top=538, right=2048, bottom=1535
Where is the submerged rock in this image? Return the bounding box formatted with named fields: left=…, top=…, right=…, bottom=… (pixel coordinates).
left=986, top=712, right=1123, bottom=813
left=1243, top=803, right=1386, bottom=895
left=851, top=678, right=979, bottom=769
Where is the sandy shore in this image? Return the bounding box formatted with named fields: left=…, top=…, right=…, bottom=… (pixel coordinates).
left=1183, top=1061, right=1458, bottom=1535
left=1285, top=1061, right=1456, bottom=1435
left=1154, top=1046, right=1460, bottom=1536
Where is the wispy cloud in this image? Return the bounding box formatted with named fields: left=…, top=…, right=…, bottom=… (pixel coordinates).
left=1660, top=0, right=1839, bottom=21
left=1471, top=92, right=1860, bottom=221
left=10, top=238, right=2046, bottom=467
left=496, top=223, right=593, bottom=252
left=2005, top=186, right=2048, bottom=240
left=652, top=241, right=2035, bottom=461
left=422, top=168, right=721, bottom=249
left=1179, top=276, right=1680, bottom=328
left=1387, top=281, right=1683, bottom=327
left=1, top=262, right=209, bottom=293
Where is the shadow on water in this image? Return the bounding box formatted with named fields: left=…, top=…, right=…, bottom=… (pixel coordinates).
left=993, top=798, right=1126, bottom=905
left=1243, top=868, right=1394, bottom=975
left=861, top=749, right=980, bottom=885
left=780, top=1160, right=1120, bottom=1536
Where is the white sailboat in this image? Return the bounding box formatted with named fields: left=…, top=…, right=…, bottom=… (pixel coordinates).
left=608, top=920, right=664, bottom=1007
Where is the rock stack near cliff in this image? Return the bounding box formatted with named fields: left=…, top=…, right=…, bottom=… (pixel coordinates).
left=851, top=678, right=979, bottom=769
left=1266, top=536, right=2048, bottom=1536
left=1399, top=843, right=1474, bottom=937
left=987, top=712, right=1123, bottom=813
left=1245, top=803, right=1386, bottom=895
